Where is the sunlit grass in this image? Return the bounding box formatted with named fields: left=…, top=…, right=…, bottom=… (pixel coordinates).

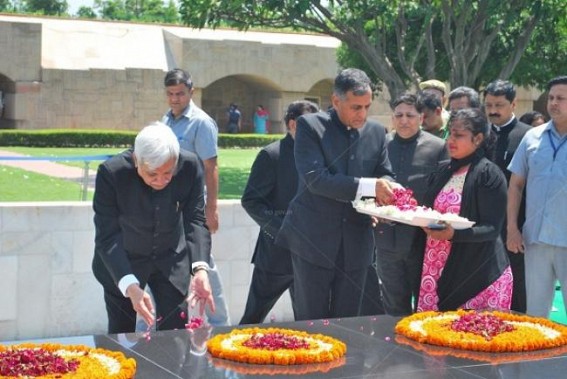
left=218, top=148, right=259, bottom=199
left=0, top=165, right=92, bottom=202
left=0, top=147, right=260, bottom=201
left=3, top=147, right=125, bottom=169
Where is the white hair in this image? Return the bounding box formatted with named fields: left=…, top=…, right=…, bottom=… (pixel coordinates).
left=134, top=121, right=180, bottom=170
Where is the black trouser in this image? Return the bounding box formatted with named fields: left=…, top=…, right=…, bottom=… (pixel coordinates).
left=508, top=251, right=527, bottom=313
left=103, top=269, right=188, bottom=334
left=375, top=246, right=423, bottom=316
left=360, top=262, right=385, bottom=316
left=291, top=249, right=367, bottom=321
left=239, top=267, right=295, bottom=325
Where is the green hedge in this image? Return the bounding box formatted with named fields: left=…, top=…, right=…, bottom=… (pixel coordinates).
left=218, top=133, right=283, bottom=148
left=0, top=129, right=284, bottom=148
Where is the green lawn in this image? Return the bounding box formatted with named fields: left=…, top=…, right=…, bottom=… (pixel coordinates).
left=0, top=165, right=94, bottom=202
left=218, top=148, right=259, bottom=199
left=3, top=147, right=126, bottom=169
left=0, top=147, right=260, bottom=201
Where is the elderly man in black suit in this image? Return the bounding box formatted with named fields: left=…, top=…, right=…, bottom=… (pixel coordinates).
left=92, top=121, right=214, bottom=333
left=276, top=68, right=398, bottom=320
left=239, top=100, right=319, bottom=325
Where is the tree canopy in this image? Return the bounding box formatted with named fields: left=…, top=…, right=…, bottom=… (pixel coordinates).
left=0, top=0, right=12, bottom=11
left=0, top=0, right=179, bottom=22
left=178, top=0, right=567, bottom=98
left=24, top=0, right=68, bottom=15
left=77, top=5, right=97, bottom=18
left=93, top=0, right=178, bottom=22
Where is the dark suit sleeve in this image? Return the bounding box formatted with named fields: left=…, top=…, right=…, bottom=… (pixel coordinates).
left=181, top=157, right=211, bottom=267
left=439, top=144, right=450, bottom=162
left=241, top=149, right=281, bottom=238
left=373, top=130, right=396, bottom=181
left=452, top=164, right=506, bottom=243
left=93, top=164, right=134, bottom=284
left=294, top=117, right=359, bottom=201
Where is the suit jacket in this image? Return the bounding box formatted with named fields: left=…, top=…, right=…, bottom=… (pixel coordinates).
left=276, top=110, right=395, bottom=271
left=92, top=149, right=211, bottom=295
left=491, top=118, right=532, bottom=182
left=241, top=134, right=297, bottom=274
left=375, top=131, right=448, bottom=253
left=491, top=118, right=531, bottom=237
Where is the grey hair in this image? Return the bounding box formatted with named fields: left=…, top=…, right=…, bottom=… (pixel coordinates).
left=333, top=68, right=373, bottom=100
left=134, top=121, right=180, bottom=171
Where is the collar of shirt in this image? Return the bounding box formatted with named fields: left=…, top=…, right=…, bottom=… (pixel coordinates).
left=491, top=114, right=516, bottom=133
left=394, top=130, right=420, bottom=144
left=548, top=121, right=567, bottom=140
left=169, top=100, right=195, bottom=121
left=331, top=109, right=356, bottom=134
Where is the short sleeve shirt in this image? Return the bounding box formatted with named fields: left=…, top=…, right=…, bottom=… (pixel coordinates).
left=508, top=122, right=567, bottom=247
left=162, top=100, right=218, bottom=160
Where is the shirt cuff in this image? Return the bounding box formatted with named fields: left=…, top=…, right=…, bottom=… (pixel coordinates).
left=118, top=274, right=140, bottom=297
left=192, top=261, right=210, bottom=274
left=356, top=178, right=377, bottom=201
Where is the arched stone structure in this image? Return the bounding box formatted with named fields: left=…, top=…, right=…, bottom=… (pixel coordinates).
left=203, top=74, right=283, bottom=133
left=202, top=75, right=334, bottom=133
left=0, top=14, right=340, bottom=131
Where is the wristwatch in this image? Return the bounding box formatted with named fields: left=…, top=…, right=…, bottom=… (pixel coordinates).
left=193, top=265, right=209, bottom=274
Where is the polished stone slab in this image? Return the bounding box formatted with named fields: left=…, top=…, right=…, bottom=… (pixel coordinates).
left=3, top=315, right=567, bottom=378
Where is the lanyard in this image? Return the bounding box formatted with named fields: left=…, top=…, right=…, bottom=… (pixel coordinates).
left=547, top=129, right=567, bottom=160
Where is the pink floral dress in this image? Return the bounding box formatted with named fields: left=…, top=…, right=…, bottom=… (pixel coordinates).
left=417, top=167, right=513, bottom=312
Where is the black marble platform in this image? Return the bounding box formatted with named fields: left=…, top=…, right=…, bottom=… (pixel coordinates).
left=4, top=315, right=567, bottom=378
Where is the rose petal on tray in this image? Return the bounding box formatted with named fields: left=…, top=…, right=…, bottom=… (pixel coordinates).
left=353, top=200, right=475, bottom=229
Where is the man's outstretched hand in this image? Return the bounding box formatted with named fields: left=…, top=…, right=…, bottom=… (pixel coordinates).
left=127, top=283, right=155, bottom=328
left=187, top=270, right=216, bottom=316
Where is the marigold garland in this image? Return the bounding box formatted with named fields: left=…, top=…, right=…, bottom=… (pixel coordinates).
left=207, top=327, right=346, bottom=365
left=395, top=310, right=567, bottom=353
left=0, top=343, right=136, bottom=379
left=396, top=335, right=567, bottom=365
left=209, top=356, right=346, bottom=375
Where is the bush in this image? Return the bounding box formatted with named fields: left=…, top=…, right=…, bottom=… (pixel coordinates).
left=0, top=129, right=137, bottom=147
left=0, top=130, right=284, bottom=148
left=218, top=133, right=283, bottom=148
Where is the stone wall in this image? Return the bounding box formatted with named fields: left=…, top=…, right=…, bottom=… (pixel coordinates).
left=0, top=201, right=294, bottom=341
left=0, top=15, right=340, bottom=131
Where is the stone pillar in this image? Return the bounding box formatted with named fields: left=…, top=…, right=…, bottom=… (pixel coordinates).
left=192, top=88, right=203, bottom=108
left=267, top=97, right=283, bottom=133
left=10, top=81, right=41, bottom=129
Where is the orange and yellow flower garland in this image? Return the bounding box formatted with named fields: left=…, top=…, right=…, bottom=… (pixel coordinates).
left=0, top=343, right=136, bottom=379
left=395, top=310, right=567, bottom=353
left=209, top=356, right=346, bottom=375
left=207, top=327, right=346, bottom=365
left=396, top=335, right=567, bottom=365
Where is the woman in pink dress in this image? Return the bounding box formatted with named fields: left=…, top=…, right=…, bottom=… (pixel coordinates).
left=417, top=108, right=513, bottom=312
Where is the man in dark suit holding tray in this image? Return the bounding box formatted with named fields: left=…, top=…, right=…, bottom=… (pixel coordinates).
left=276, top=68, right=397, bottom=320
